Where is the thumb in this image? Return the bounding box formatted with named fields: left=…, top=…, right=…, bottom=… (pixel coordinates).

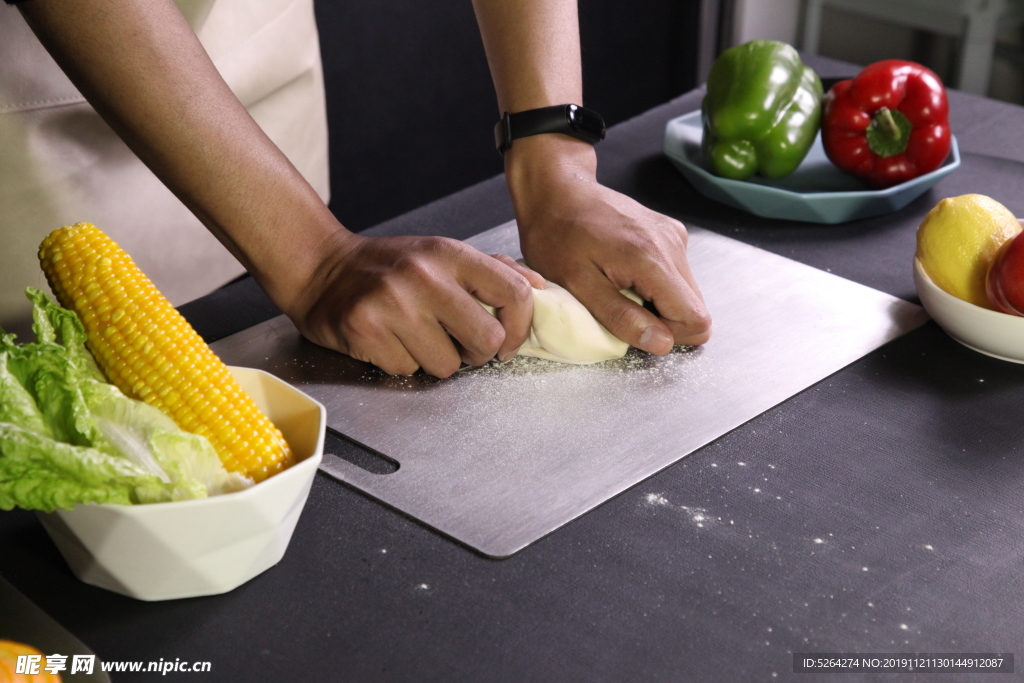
left=574, top=276, right=674, bottom=355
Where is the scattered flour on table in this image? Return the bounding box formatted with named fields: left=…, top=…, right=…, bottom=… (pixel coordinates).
left=679, top=505, right=714, bottom=528
left=641, top=492, right=718, bottom=529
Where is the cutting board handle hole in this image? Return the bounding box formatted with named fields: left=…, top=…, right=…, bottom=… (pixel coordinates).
left=328, top=429, right=400, bottom=474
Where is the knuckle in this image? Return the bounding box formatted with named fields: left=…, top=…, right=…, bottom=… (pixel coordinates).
left=342, top=302, right=384, bottom=340
left=674, top=308, right=713, bottom=345
left=689, top=311, right=713, bottom=343
left=345, top=338, right=378, bottom=365
left=424, top=235, right=464, bottom=261
left=293, top=309, right=337, bottom=351
left=669, top=218, right=689, bottom=246
left=463, top=319, right=504, bottom=360
left=367, top=278, right=422, bottom=323
left=507, top=274, right=533, bottom=304
left=693, top=307, right=712, bottom=332
left=381, top=357, right=420, bottom=376
left=671, top=222, right=688, bottom=248
left=348, top=346, right=375, bottom=365
left=631, top=240, right=672, bottom=272
left=394, top=253, right=435, bottom=284
left=623, top=232, right=661, bottom=261
left=684, top=329, right=712, bottom=346
left=434, top=356, right=462, bottom=378
left=604, top=303, right=644, bottom=338
left=478, top=321, right=506, bottom=355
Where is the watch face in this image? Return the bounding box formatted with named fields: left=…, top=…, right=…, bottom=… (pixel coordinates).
left=566, top=105, right=606, bottom=142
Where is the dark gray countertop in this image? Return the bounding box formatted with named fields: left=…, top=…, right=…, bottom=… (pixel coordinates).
left=4, top=55, right=1024, bottom=682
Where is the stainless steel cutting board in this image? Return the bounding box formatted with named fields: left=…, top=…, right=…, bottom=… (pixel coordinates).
left=211, top=221, right=928, bottom=557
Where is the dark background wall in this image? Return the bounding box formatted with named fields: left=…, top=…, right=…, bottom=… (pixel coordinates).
left=313, top=0, right=702, bottom=232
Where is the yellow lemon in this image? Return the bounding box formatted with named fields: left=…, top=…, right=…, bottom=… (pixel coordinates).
left=916, top=194, right=1021, bottom=308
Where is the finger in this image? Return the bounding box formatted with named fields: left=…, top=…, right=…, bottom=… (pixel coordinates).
left=573, top=270, right=675, bottom=355
left=321, top=303, right=424, bottom=375
left=434, top=283, right=509, bottom=366
left=667, top=278, right=712, bottom=345
left=667, top=238, right=713, bottom=345
left=458, top=252, right=534, bottom=361
left=668, top=232, right=707, bottom=307
left=490, top=254, right=546, bottom=289
left=394, top=318, right=464, bottom=378
left=625, top=219, right=712, bottom=345
left=492, top=300, right=533, bottom=362
left=349, top=330, right=421, bottom=376
left=633, top=260, right=712, bottom=346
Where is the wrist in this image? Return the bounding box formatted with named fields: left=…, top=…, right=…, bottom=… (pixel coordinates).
left=505, top=134, right=597, bottom=214
left=250, top=211, right=359, bottom=319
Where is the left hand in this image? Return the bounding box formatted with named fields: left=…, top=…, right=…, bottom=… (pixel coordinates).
left=505, top=135, right=712, bottom=355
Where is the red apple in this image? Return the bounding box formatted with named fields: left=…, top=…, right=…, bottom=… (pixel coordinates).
left=986, top=231, right=1024, bottom=315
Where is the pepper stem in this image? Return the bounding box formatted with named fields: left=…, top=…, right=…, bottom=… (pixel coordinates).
left=865, top=107, right=913, bottom=158
left=877, top=108, right=900, bottom=141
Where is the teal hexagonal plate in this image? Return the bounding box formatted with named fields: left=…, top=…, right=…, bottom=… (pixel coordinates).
left=663, top=110, right=960, bottom=224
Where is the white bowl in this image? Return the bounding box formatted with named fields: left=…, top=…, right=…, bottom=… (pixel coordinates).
left=36, top=367, right=326, bottom=601
left=914, top=258, right=1024, bottom=363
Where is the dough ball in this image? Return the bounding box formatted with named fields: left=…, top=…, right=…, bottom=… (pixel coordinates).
left=478, top=277, right=642, bottom=364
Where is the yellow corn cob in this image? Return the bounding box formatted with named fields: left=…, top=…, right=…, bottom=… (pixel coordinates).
left=38, top=222, right=294, bottom=482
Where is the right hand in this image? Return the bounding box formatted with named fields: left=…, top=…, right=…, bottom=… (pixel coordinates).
left=287, top=233, right=536, bottom=378
left=506, top=136, right=712, bottom=354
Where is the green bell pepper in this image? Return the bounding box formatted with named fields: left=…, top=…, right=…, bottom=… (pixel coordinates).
left=702, top=40, right=823, bottom=181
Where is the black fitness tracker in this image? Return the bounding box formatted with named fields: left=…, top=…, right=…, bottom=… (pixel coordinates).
left=494, top=104, right=606, bottom=155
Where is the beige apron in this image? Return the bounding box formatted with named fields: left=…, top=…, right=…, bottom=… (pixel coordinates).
left=0, top=0, right=329, bottom=335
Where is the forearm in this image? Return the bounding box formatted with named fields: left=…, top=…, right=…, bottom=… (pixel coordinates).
left=471, top=0, right=596, bottom=194
left=471, top=0, right=581, bottom=113
left=18, top=0, right=345, bottom=314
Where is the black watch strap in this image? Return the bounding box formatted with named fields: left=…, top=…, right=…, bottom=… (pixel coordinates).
left=494, top=104, right=606, bottom=155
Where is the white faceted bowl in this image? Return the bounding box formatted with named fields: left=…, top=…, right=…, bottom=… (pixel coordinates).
left=36, top=367, right=326, bottom=601
left=914, top=258, right=1024, bottom=363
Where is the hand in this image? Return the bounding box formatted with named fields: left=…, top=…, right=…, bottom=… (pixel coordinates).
left=506, top=135, right=712, bottom=355
left=490, top=254, right=547, bottom=290
left=287, top=233, right=535, bottom=377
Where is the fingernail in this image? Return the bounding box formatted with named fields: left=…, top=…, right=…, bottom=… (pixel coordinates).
left=498, top=350, right=515, bottom=362
left=639, top=326, right=672, bottom=353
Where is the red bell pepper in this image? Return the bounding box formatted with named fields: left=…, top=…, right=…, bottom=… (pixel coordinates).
left=822, top=60, right=951, bottom=189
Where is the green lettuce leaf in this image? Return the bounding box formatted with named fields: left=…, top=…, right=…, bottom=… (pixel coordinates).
left=0, top=350, right=50, bottom=438
left=89, top=389, right=251, bottom=499
left=0, top=423, right=165, bottom=511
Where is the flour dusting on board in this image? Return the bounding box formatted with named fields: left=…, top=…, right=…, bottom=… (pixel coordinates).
left=350, top=345, right=716, bottom=477
left=348, top=345, right=714, bottom=465
left=469, top=344, right=704, bottom=379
